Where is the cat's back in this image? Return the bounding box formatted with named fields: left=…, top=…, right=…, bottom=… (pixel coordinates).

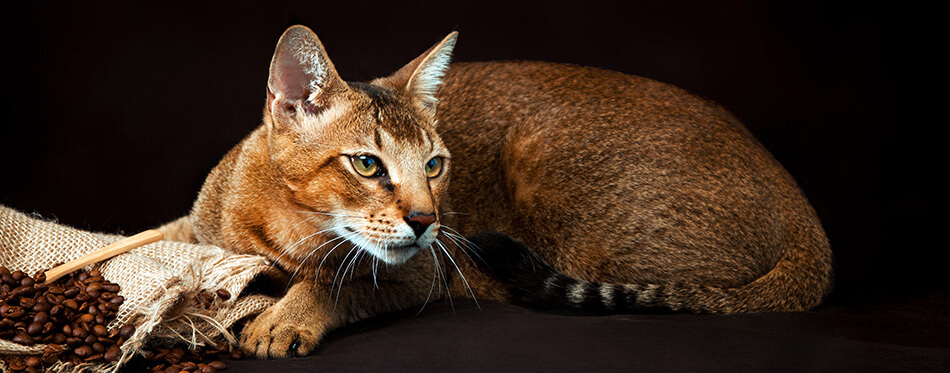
left=437, top=61, right=826, bottom=288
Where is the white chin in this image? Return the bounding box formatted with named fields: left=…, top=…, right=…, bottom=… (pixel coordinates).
left=373, top=245, right=420, bottom=265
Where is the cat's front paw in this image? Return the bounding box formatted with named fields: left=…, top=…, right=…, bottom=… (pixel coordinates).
left=240, top=304, right=324, bottom=358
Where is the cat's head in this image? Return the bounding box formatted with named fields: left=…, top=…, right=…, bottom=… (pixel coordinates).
left=260, top=25, right=457, bottom=265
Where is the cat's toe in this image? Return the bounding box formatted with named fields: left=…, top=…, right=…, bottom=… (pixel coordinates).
left=240, top=311, right=320, bottom=358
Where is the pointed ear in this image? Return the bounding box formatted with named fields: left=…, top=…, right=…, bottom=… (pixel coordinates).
left=383, top=32, right=457, bottom=114
left=266, top=25, right=345, bottom=123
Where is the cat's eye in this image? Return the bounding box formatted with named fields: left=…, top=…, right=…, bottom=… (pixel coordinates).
left=351, top=155, right=384, bottom=177
left=425, top=157, right=443, bottom=178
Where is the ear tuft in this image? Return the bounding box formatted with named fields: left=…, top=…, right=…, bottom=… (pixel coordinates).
left=405, top=32, right=458, bottom=112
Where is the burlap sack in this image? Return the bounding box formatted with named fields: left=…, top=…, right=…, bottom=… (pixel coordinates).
left=0, top=206, right=279, bottom=372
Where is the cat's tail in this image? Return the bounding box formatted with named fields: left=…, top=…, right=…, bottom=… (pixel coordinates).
left=466, top=232, right=830, bottom=314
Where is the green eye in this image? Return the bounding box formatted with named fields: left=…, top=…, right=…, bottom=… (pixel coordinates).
left=351, top=155, right=383, bottom=177
left=425, top=157, right=443, bottom=178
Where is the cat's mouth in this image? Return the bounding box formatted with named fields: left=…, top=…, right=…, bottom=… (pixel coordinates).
left=373, top=244, right=421, bottom=264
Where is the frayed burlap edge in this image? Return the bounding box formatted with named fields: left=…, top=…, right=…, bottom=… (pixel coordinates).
left=1, top=206, right=279, bottom=372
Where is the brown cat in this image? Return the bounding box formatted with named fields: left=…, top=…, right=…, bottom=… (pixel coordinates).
left=158, top=25, right=833, bottom=358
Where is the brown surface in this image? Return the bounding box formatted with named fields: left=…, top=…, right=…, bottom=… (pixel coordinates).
left=187, top=299, right=949, bottom=372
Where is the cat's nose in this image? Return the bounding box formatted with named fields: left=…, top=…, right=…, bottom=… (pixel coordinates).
left=404, top=212, right=436, bottom=238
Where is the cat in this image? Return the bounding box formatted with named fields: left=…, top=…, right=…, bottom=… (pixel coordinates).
left=158, top=25, right=833, bottom=358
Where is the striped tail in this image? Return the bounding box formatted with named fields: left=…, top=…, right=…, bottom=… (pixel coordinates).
left=466, top=232, right=830, bottom=315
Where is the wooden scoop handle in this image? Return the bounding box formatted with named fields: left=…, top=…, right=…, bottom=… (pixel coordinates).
left=43, top=229, right=163, bottom=284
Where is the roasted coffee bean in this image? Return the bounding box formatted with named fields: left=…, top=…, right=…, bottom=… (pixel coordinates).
left=74, top=345, right=94, bottom=358
left=27, top=321, right=43, bottom=335
left=20, top=277, right=35, bottom=287
left=92, top=324, right=108, bottom=336
left=65, top=336, right=82, bottom=347
left=32, top=302, right=50, bottom=313
left=32, top=311, right=48, bottom=324
left=71, top=326, right=86, bottom=338
left=102, top=283, right=120, bottom=293
left=19, top=297, right=36, bottom=308
left=5, top=356, right=26, bottom=370
left=104, top=345, right=122, bottom=362
left=77, top=313, right=95, bottom=323
left=63, top=287, right=79, bottom=298
left=12, top=332, right=33, bottom=345
left=62, top=299, right=79, bottom=310
left=119, top=324, right=135, bottom=339
left=86, top=282, right=102, bottom=293
left=215, top=289, right=231, bottom=301
left=24, top=356, right=41, bottom=368
left=11, top=270, right=24, bottom=281
left=85, top=334, right=98, bottom=345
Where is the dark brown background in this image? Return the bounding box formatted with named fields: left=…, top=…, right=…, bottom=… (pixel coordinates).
left=0, top=0, right=942, bottom=312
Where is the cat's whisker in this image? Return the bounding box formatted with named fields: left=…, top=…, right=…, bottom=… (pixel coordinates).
left=416, top=245, right=442, bottom=315
left=436, top=239, right=479, bottom=309
left=285, top=234, right=348, bottom=291
left=440, top=227, right=486, bottom=267
left=441, top=231, right=480, bottom=264
left=439, top=211, right=470, bottom=216
left=331, top=244, right=361, bottom=296
left=430, top=243, right=454, bottom=312
left=371, top=256, right=379, bottom=290
left=336, top=245, right=364, bottom=306
left=330, top=245, right=360, bottom=307
left=270, top=226, right=348, bottom=270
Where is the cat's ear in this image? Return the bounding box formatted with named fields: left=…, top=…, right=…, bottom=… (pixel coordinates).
left=266, top=25, right=345, bottom=124
left=382, top=32, right=458, bottom=114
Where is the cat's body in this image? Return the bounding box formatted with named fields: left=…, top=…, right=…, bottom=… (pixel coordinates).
left=159, top=26, right=832, bottom=358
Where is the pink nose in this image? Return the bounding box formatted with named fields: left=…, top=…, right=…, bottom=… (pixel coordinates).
left=404, top=212, right=436, bottom=238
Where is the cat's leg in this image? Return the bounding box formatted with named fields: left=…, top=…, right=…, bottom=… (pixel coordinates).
left=240, top=280, right=340, bottom=358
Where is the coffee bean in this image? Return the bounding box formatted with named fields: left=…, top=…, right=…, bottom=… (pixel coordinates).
left=74, top=345, right=94, bottom=358
left=208, top=360, right=227, bottom=369
left=93, top=324, right=108, bottom=336
left=32, top=311, right=48, bottom=324
left=19, top=298, right=36, bottom=308
left=77, top=313, right=94, bottom=323
left=120, top=324, right=136, bottom=339
left=104, top=346, right=122, bottom=361
left=5, top=356, right=26, bottom=370
left=86, top=283, right=102, bottom=293
left=63, top=299, right=79, bottom=310
left=27, top=321, right=43, bottom=335
left=13, top=332, right=33, bottom=345
left=215, top=289, right=231, bottom=301
left=20, top=277, right=35, bottom=288
left=24, top=356, right=41, bottom=368
left=63, top=287, right=79, bottom=298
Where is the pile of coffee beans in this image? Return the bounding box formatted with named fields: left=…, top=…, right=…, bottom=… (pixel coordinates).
left=138, top=341, right=242, bottom=372
left=1, top=264, right=241, bottom=372
left=1, top=265, right=132, bottom=371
